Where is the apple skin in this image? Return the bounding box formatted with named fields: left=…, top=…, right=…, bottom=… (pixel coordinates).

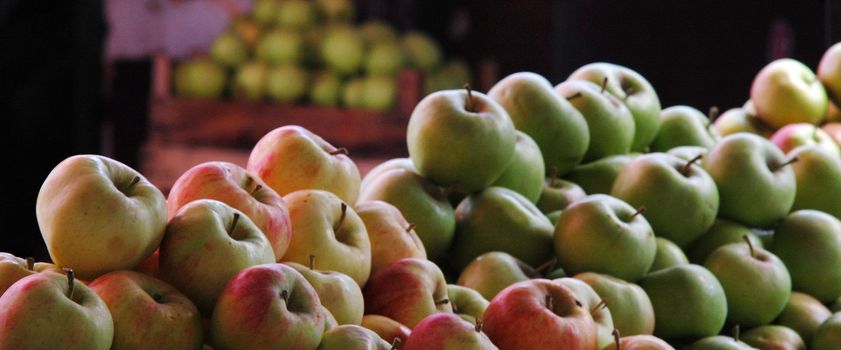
left=167, top=161, right=293, bottom=260
left=449, top=187, right=555, bottom=271
left=575, top=272, right=655, bottom=336
left=817, top=42, right=841, bottom=106
left=355, top=200, right=427, bottom=275
left=0, top=253, right=62, bottom=296
left=282, top=190, right=371, bottom=287
left=489, top=131, right=546, bottom=203
left=554, top=277, right=615, bottom=350
left=702, top=133, right=796, bottom=228
left=555, top=80, right=636, bottom=162
left=685, top=335, right=755, bottom=350
left=789, top=145, right=841, bottom=220
left=638, top=264, right=728, bottom=341
left=286, top=262, right=364, bottom=326
left=403, top=313, right=498, bottom=350
left=650, top=105, right=718, bottom=152
left=536, top=177, right=586, bottom=214
left=650, top=237, right=689, bottom=272
left=713, top=107, right=775, bottom=138
left=159, top=199, right=276, bottom=316
left=822, top=122, right=841, bottom=147
left=482, top=279, right=598, bottom=350
left=812, top=312, right=841, bottom=350
left=667, top=145, right=708, bottom=162
left=359, top=158, right=416, bottom=194
left=488, top=72, right=590, bottom=176
left=610, top=152, right=719, bottom=248
left=363, top=258, right=453, bottom=329
left=210, top=263, right=335, bottom=350
left=775, top=291, right=832, bottom=346
left=741, top=325, right=805, bottom=350
left=447, top=284, right=489, bottom=324
left=604, top=335, right=675, bottom=350
left=770, top=123, right=841, bottom=157
left=89, top=270, right=203, bottom=349
left=247, top=125, right=362, bottom=205
left=210, top=31, right=248, bottom=68
left=0, top=270, right=114, bottom=349
left=564, top=154, right=641, bottom=195
left=360, top=314, right=411, bottom=346
left=36, top=154, right=167, bottom=280
left=772, top=210, right=841, bottom=302
left=257, top=28, right=304, bottom=65
left=568, top=62, right=662, bottom=152
left=407, top=88, right=516, bottom=193
left=554, top=194, right=657, bottom=282
left=704, top=242, right=791, bottom=327
left=751, top=58, right=828, bottom=129
left=686, top=219, right=764, bottom=264
left=457, top=251, right=537, bottom=301
left=317, top=325, right=392, bottom=350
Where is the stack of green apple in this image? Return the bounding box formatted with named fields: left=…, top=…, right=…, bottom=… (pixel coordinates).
left=174, top=0, right=472, bottom=113
left=3, top=44, right=841, bottom=350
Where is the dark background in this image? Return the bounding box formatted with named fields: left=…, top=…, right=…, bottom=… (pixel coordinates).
left=1, top=0, right=838, bottom=260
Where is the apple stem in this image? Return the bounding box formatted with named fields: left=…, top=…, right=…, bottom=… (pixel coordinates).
left=612, top=329, right=621, bottom=350
left=682, top=155, right=704, bottom=176
left=64, top=268, right=75, bottom=300
left=742, top=235, right=756, bottom=258
left=152, top=293, right=163, bottom=303
left=548, top=166, right=559, bottom=188
left=390, top=338, right=401, bottom=350
left=25, top=257, right=34, bottom=271
left=733, top=324, right=741, bottom=342
left=464, top=83, right=475, bottom=112
left=280, top=290, right=289, bottom=303
left=405, top=223, right=416, bottom=233
left=565, top=92, right=582, bottom=101
left=600, top=77, right=608, bottom=94
left=334, top=203, right=347, bottom=232
left=435, top=298, right=450, bottom=306
left=230, top=213, right=241, bottom=235
left=623, top=87, right=636, bottom=99
left=534, top=257, right=557, bottom=276
left=475, top=319, right=483, bottom=333
left=774, top=156, right=800, bottom=171
left=451, top=300, right=459, bottom=313
left=591, top=298, right=608, bottom=314
left=309, top=254, right=316, bottom=270
left=629, top=206, right=647, bottom=220
left=250, top=184, right=262, bottom=196
left=574, top=299, right=583, bottom=307
left=708, top=106, right=720, bottom=125
left=123, top=176, right=141, bottom=192
left=545, top=295, right=553, bottom=310
left=329, top=147, right=349, bottom=156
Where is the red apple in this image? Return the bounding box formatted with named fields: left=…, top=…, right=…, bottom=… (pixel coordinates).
left=355, top=200, right=427, bottom=275
left=361, top=314, right=412, bottom=347
left=403, top=313, right=498, bottom=350
left=363, top=258, right=453, bottom=328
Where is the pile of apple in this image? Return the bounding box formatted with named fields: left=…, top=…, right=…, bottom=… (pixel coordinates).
left=174, top=0, right=470, bottom=112
left=4, top=42, right=841, bottom=349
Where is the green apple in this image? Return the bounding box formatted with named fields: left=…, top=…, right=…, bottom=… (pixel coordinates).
left=555, top=80, right=636, bottom=161
left=554, top=277, right=615, bottom=349
left=248, top=125, right=362, bottom=205
left=286, top=261, right=364, bottom=326
left=362, top=75, right=397, bottom=112
left=407, top=87, right=516, bottom=193
left=667, top=145, right=708, bottom=162
left=751, top=58, right=828, bottom=128
left=359, top=158, right=415, bottom=194
left=770, top=123, right=841, bottom=156
left=275, top=0, right=316, bottom=29
left=702, top=133, right=796, bottom=228
left=211, top=263, right=335, bottom=349
left=818, top=42, right=841, bottom=106
left=812, top=312, right=841, bottom=350
left=639, top=264, right=727, bottom=341
left=712, top=106, right=775, bottom=138
left=774, top=292, right=832, bottom=346
left=310, top=70, right=343, bottom=106
left=788, top=145, right=841, bottom=219
left=449, top=187, right=555, bottom=270
left=650, top=237, right=689, bottom=272
left=267, top=63, right=309, bottom=103
left=403, top=313, right=498, bottom=350
left=159, top=199, right=276, bottom=315
left=89, top=270, right=203, bottom=349
left=488, top=72, right=590, bottom=175
left=232, top=61, right=268, bottom=101
left=316, top=0, right=354, bottom=23
left=257, top=28, right=303, bottom=65
left=704, top=239, right=791, bottom=327
left=447, top=284, right=489, bottom=325
left=685, top=335, right=755, bottom=350
left=355, top=200, right=426, bottom=275
left=546, top=210, right=562, bottom=226
left=686, top=219, right=764, bottom=264
left=37, top=154, right=167, bottom=280
left=741, top=325, right=805, bottom=350
left=358, top=167, right=455, bottom=262
left=457, top=251, right=538, bottom=301
left=360, top=314, right=411, bottom=346
left=359, top=20, right=398, bottom=44
left=402, top=31, right=442, bottom=72
left=210, top=31, right=248, bottom=68
left=536, top=177, right=586, bottom=214
left=650, top=105, right=718, bottom=152
left=321, top=25, right=365, bottom=75
left=611, top=153, right=719, bottom=247
left=605, top=334, right=675, bottom=350
left=772, top=210, right=841, bottom=302
left=568, top=62, right=662, bottom=151
left=363, top=258, right=453, bottom=328
left=0, top=253, right=61, bottom=296
left=365, top=41, right=404, bottom=75
left=575, top=272, right=655, bottom=336
left=0, top=270, right=113, bottom=349
left=318, top=325, right=391, bottom=350
left=342, top=77, right=366, bottom=108
left=252, top=0, right=278, bottom=26
left=554, top=194, right=656, bottom=282
left=564, top=154, right=640, bottom=195
left=174, top=58, right=226, bottom=98
left=489, top=131, right=545, bottom=203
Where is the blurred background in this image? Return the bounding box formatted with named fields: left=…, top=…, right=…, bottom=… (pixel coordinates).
left=1, top=0, right=838, bottom=259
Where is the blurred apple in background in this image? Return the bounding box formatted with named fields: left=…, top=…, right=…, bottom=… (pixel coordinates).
left=770, top=123, right=841, bottom=156
left=174, top=58, right=227, bottom=99
left=232, top=61, right=268, bottom=101
left=365, top=41, right=404, bottom=75
left=210, top=31, right=248, bottom=68
left=257, top=28, right=304, bottom=65
left=267, top=63, right=310, bottom=103
left=362, top=75, right=397, bottom=111
left=310, top=70, right=343, bottom=107
left=322, top=25, right=365, bottom=75
left=751, top=58, right=828, bottom=129
left=359, top=20, right=398, bottom=44
left=317, top=0, right=354, bottom=23
left=402, top=31, right=442, bottom=72
left=275, top=0, right=317, bottom=30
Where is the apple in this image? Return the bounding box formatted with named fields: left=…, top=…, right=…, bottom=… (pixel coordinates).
left=638, top=264, right=727, bottom=341
left=770, top=123, right=841, bottom=156
left=407, top=87, right=516, bottom=193
left=751, top=58, right=828, bottom=128
left=310, top=70, right=343, bottom=106
left=449, top=187, right=555, bottom=271
left=536, top=177, right=586, bottom=214
left=457, top=251, right=539, bottom=301
left=554, top=277, right=615, bottom=349
left=210, top=263, right=335, bottom=349
left=546, top=210, right=562, bottom=226
left=89, top=270, right=203, bottom=349
left=318, top=325, right=392, bottom=350
left=248, top=125, right=362, bottom=205
left=774, top=292, right=832, bottom=346
left=252, top=0, right=278, bottom=25
left=575, top=272, right=655, bottom=336
left=232, top=61, right=268, bottom=101
left=363, top=75, right=397, bottom=112
left=686, top=219, right=764, bottom=264
left=363, top=258, right=452, bottom=329
left=564, top=154, right=640, bottom=195
left=355, top=200, right=426, bottom=276
left=822, top=122, right=841, bottom=146
left=0, top=269, right=113, bottom=349
left=554, top=194, right=656, bottom=282
left=788, top=145, right=841, bottom=220
left=358, top=167, right=455, bottom=263
left=282, top=190, right=371, bottom=287
left=275, top=0, right=316, bottom=30
left=605, top=334, right=675, bottom=350
left=741, top=325, right=805, bottom=350
left=817, top=42, right=841, bottom=106
left=360, top=20, right=398, bottom=44
left=702, top=133, right=796, bottom=228
left=174, top=58, right=226, bottom=98
left=343, top=78, right=367, bottom=108
left=555, top=80, right=636, bottom=162
left=321, top=25, right=365, bottom=75
left=228, top=16, right=259, bottom=47
left=611, top=152, right=719, bottom=247
left=650, top=237, right=689, bottom=272
left=210, top=31, right=248, bottom=68
left=37, top=154, right=167, bottom=280
left=365, top=41, right=404, bottom=75
left=267, top=63, right=309, bottom=103
left=772, top=210, right=841, bottom=303
left=316, top=0, right=355, bottom=22
left=650, top=105, right=718, bottom=152
left=360, top=314, right=411, bottom=346
left=286, top=261, right=364, bottom=325
left=489, top=131, right=546, bottom=203
left=712, top=106, right=775, bottom=138
left=159, top=199, right=276, bottom=315
left=402, top=31, right=442, bottom=72
left=403, top=313, right=498, bottom=350
left=488, top=72, right=590, bottom=176
left=0, top=253, right=61, bottom=296
left=257, top=28, right=304, bottom=65
left=360, top=158, right=415, bottom=193
left=482, top=279, right=598, bottom=350
left=667, top=145, right=708, bottom=162
left=447, top=284, right=489, bottom=324
left=812, top=312, right=841, bottom=350
left=685, top=335, right=755, bottom=350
